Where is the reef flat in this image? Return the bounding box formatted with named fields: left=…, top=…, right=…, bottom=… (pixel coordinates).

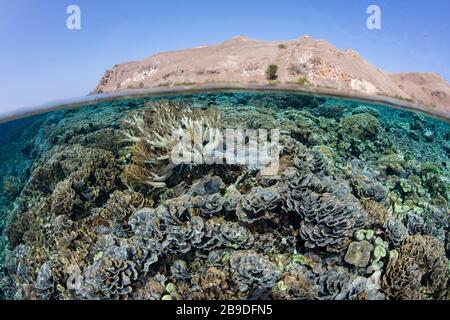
left=0, top=91, right=448, bottom=300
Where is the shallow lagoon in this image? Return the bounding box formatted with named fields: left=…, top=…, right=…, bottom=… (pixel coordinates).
left=0, top=91, right=448, bottom=300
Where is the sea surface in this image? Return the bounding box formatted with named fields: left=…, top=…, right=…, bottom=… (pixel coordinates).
left=0, top=91, right=448, bottom=300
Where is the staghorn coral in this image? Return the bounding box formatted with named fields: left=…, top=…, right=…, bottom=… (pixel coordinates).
left=382, top=235, right=448, bottom=300
left=122, top=100, right=222, bottom=189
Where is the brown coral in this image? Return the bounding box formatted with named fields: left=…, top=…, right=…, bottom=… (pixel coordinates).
left=382, top=235, right=448, bottom=300
left=361, top=199, right=388, bottom=227
left=273, top=269, right=318, bottom=300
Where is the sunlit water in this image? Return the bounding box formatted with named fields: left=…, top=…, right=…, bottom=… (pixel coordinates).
left=0, top=91, right=448, bottom=300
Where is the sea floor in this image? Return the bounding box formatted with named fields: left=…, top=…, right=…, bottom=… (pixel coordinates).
left=0, top=91, right=448, bottom=300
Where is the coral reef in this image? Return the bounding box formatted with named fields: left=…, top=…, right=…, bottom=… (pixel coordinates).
left=0, top=92, right=448, bottom=300
left=344, top=240, right=373, bottom=268
left=382, top=235, right=448, bottom=300
left=122, top=100, right=221, bottom=189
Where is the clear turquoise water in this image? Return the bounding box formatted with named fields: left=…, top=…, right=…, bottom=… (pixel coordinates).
left=0, top=91, right=448, bottom=300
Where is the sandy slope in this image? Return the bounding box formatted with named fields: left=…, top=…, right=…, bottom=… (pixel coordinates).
left=93, top=35, right=450, bottom=113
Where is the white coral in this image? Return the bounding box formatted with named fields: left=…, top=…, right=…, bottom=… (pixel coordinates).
left=122, top=101, right=221, bottom=188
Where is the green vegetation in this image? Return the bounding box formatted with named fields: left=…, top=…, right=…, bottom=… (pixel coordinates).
left=266, top=64, right=278, bottom=81
left=297, top=77, right=311, bottom=86
left=174, top=82, right=197, bottom=86
left=157, top=82, right=171, bottom=87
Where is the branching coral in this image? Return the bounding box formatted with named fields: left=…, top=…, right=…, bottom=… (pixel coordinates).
left=382, top=235, right=448, bottom=300
left=122, top=101, right=222, bottom=188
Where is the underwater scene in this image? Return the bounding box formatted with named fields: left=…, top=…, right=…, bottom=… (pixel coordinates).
left=0, top=91, right=448, bottom=300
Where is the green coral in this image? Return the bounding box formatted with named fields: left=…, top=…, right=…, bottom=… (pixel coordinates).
left=340, top=113, right=381, bottom=140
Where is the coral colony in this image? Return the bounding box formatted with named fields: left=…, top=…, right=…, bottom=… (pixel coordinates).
left=0, top=91, right=448, bottom=300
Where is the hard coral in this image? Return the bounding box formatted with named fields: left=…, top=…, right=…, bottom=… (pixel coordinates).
left=282, top=143, right=368, bottom=253
left=273, top=267, right=318, bottom=300
left=236, top=186, right=281, bottom=223
left=122, top=101, right=221, bottom=189
left=361, top=199, right=388, bottom=227
left=340, top=113, right=380, bottom=141
left=230, top=251, right=281, bottom=294
left=384, top=219, right=409, bottom=247
left=316, top=266, right=384, bottom=300
left=382, top=235, right=448, bottom=300
left=83, top=256, right=139, bottom=299
left=298, top=192, right=367, bottom=253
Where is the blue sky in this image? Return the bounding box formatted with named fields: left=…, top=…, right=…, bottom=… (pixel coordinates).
left=0, top=0, right=449, bottom=115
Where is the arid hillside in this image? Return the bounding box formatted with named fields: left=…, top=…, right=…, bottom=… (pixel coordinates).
left=94, top=36, right=450, bottom=113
